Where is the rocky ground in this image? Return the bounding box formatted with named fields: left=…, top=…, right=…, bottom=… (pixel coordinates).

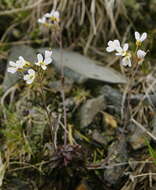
left=0, top=45, right=156, bottom=190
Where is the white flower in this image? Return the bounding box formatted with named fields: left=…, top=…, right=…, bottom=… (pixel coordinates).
left=23, top=69, right=35, bottom=84
left=106, top=40, right=121, bottom=52
left=38, top=16, right=46, bottom=24
left=7, top=56, right=27, bottom=74
left=18, top=56, right=27, bottom=66
left=114, top=42, right=131, bottom=67
left=7, top=61, right=19, bottom=73
left=115, top=43, right=129, bottom=56
left=135, top=32, right=147, bottom=45
left=38, top=10, right=60, bottom=26
left=45, top=10, right=60, bottom=22
left=106, top=40, right=132, bottom=67
left=137, top=50, right=146, bottom=59
left=137, top=50, right=146, bottom=64
left=116, top=44, right=132, bottom=67
left=121, top=54, right=132, bottom=67
left=35, top=50, right=53, bottom=70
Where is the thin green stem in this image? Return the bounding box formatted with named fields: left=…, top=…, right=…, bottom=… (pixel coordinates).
left=38, top=72, right=55, bottom=148
left=59, top=33, right=67, bottom=146
left=54, top=29, right=68, bottom=146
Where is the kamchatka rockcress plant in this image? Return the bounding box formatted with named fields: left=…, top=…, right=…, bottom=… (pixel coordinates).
left=7, top=50, right=53, bottom=84
left=106, top=31, right=147, bottom=67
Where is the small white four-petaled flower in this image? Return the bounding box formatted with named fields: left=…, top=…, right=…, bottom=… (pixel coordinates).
left=38, top=10, right=60, bottom=26
left=7, top=56, right=27, bottom=73
left=106, top=40, right=121, bottom=52
left=135, top=31, right=147, bottom=46
left=115, top=43, right=132, bottom=67
left=45, top=10, right=60, bottom=23
left=35, top=50, right=53, bottom=70
left=23, top=69, right=35, bottom=84
left=137, top=50, right=146, bottom=59
left=137, top=50, right=146, bottom=64
left=121, top=54, right=132, bottom=67
left=115, top=43, right=129, bottom=57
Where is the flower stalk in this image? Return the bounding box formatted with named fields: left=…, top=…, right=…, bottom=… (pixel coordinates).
left=106, top=31, right=148, bottom=123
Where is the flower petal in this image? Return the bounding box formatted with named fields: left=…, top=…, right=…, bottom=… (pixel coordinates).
left=37, top=54, right=43, bottom=62
left=19, top=56, right=25, bottom=62
left=45, top=50, right=52, bottom=58
left=41, top=65, right=47, bottom=70
left=127, top=59, right=132, bottom=67
left=45, top=58, right=52, bottom=65
left=38, top=18, right=43, bottom=23
left=123, top=43, right=129, bottom=51
left=9, top=61, right=16, bottom=67
left=115, top=46, right=123, bottom=53
left=106, top=46, right=114, bottom=52
left=24, top=69, right=35, bottom=84
left=23, top=74, right=29, bottom=81
left=28, top=69, right=35, bottom=75
left=115, top=52, right=122, bottom=56
left=38, top=17, right=46, bottom=24
left=44, top=57, right=52, bottom=65
left=135, top=32, right=140, bottom=40
left=53, top=11, right=59, bottom=19
left=113, top=40, right=120, bottom=48
left=107, top=40, right=114, bottom=46
left=137, top=50, right=146, bottom=59
left=45, top=13, right=51, bottom=18
left=140, top=32, right=147, bottom=42
left=26, top=79, right=34, bottom=84
left=7, top=67, right=17, bottom=73
left=121, top=57, right=131, bottom=67
left=35, top=62, right=40, bottom=66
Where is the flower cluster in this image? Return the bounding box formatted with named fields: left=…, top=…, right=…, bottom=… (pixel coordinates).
left=7, top=50, right=53, bottom=84
left=7, top=56, right=29, bottom=74
left=38, top=9, right=60, bottom=28
left=106, top=32, right=147, bottom=67
left=35, top=51, right=53, bottom=70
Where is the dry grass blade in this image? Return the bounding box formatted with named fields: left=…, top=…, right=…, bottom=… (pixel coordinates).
left=0, top=0, right=128, bottom=60
left=104, top=0, right=119, bottom=37
left=0, top=0, right=44, bottom=16
left=131, top=118, right=156, bottom=141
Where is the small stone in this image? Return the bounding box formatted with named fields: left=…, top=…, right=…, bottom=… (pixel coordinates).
left=37, top=48, right=127, bottom=84
left=48, top=79, right=73, bottom=94
left=127, top=123, right=150, bottom=150
left=92, top=129, right=107, bottom=145
left=100, top=85, right=122, bottom=116
left=78, top=95, right=106, bottom=128
left=104, top=135, right=128, bottom=185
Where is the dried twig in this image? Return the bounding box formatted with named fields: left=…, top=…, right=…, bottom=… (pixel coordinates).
left=131, top=118, right=156, bottom=141
left=0, top=0, right=44, bottom=16
left=87, top=160, right=154, bottom=169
